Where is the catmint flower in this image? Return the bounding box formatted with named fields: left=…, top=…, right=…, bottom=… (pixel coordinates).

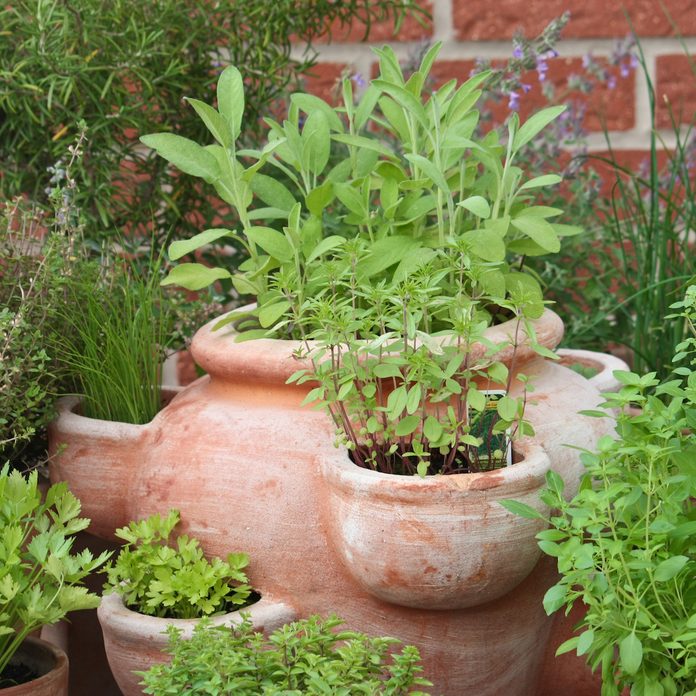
left=620, top=62, right=631, bottom=78
left=521, top=82, right=532, bottom=94
left=351, top=72, right=367, bottom=90
left=508, top=90, right=520, bottom=111
left=536, top=57, right=549, bottom=82
left=512, top=45, right=524, bottom=60
left=607, top=75, right=617, bottom=89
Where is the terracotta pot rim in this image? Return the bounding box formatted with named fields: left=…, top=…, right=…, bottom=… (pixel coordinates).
left=51, top=386, right=184, bottom=437
left=98, top=592, right=296, bottom=642
left=321, top=438, right=550, bottom=497
left=1, top=636, right=68, bottom=695
left=556, top=348, right=629, bottom=388
left=191, top=304, right=564, bottom=384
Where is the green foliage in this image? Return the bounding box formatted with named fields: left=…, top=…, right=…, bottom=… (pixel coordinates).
left=145, top=46, right=575, bottom=317
left=103, top=510, right=252, bottom=619
left=53, top=245, right=175, bottom=424
left=0, top=466, right=110, bottom=677
left=1, top=131, right=203, bottom=446
left=144, top=43, right=572, bottom=475
left=533, top=35, right=695, bottom=378
left=0, top=197, right=97, bottom=465
left=0, top=0, right=425, bottom=241
left=139, top=614, right=432, bottom=695
left=511, top=286, right=696, bottom=695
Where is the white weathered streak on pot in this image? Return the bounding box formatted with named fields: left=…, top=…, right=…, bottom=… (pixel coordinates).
left=97, top=593, right=296, bottom=696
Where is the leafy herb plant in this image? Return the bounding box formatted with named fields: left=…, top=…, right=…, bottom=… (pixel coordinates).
left=139, top=613, right=432, bottom=695
left=0, top=466, right=110, bottom=681
left=142, top=43, right=575, bottom=475
left=503, top=286, right=696, bottom=695
left=102, top=510, right=252, bottom=619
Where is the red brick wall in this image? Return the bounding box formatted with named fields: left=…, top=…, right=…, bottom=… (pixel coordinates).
left=296, top=0, right=696, bottom=154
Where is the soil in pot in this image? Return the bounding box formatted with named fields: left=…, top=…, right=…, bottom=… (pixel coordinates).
left=0, top=663, right=35, bottom=689
left=0, top=637, right=68, bottom=695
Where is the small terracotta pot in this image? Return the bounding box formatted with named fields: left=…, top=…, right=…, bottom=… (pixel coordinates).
left=556, top=348, right=629, bottom=394
left=0, top=637, right=68, bottom=696
left=97, top=593, right=296, bottom=696
left=322, top=440, right=550, bottom=610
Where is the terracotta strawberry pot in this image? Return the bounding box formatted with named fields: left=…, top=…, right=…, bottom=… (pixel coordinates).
left=322, top=440, right=549, bottom=610
left=0, top=637, right=68, bottom=696
left=49, top=308, right=617, bottom=695
left=97, top=593, right=296, bottom=696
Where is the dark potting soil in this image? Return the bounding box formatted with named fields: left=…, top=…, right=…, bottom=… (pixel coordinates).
left=0, top=661, right=38, bottom=688
left=349, top=445, right=505, bottom=476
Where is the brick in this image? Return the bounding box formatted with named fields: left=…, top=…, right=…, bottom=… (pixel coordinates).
left=301, top=62, right=347, bottom=104
left=428, top=57, right=635, bottom=132
left=656, top=55, right=696, bottom=128
left=314, top=1, right=432, bottom=44
left=453, top=0, right=696, bottom=40
left=585, top=149, right=671, bottom=198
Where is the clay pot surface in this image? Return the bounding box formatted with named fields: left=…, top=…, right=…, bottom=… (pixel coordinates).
left=557, top=348, right=630, bottom=394
left=50, top=308, right=617, bottom=695
left=322, top=440, right=550, bottom=609
left=97, top=593, right=296, bottom=696
left=0, top=637, right=68, bottom=696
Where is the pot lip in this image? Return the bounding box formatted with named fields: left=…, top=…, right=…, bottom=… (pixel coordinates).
left=191, top=304, right=564, bottom=383
left=556, top=348, right=630, bottom=386
left=50, top=385, right=184, bottom=437
left=321, top=438, right=550, bottom=497
left=97, top=592, right=294, bottom=640
left=1, top=636, right=68, bottom=693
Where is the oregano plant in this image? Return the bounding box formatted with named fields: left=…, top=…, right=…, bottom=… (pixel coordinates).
left=139, top=614, right=432, bottom=695
left=502, top=285, right=696, bottom=695
left=142, top=42, right=578, bottom=475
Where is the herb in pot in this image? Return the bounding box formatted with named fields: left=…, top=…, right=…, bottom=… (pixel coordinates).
left=503, top=285, right=696, bottom=695
left=0, top=466, right=110, bottom=684
left=142, top=42, right=578, bottom=475
left=139, top=613, right=432, bottom=695
left=102, top=509, right=253, bottom=619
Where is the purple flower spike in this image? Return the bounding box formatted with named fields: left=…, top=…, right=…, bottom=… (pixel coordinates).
left=351, top=73, right=367, bottom=90
left=513, top=45, right=524, bottom=60
left=537, top=58, right=549, bottom=82
left=508, top=90, right=520, bottom=111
